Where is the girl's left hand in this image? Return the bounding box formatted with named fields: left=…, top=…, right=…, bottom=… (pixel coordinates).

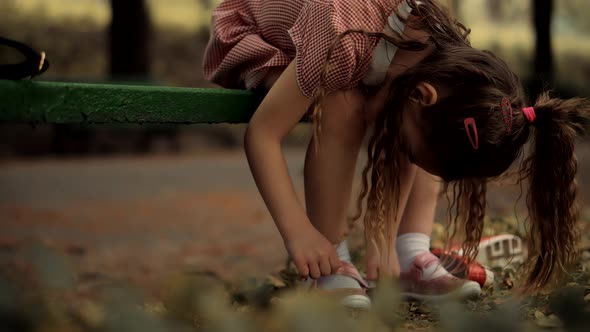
left=365, top=240, right=400, bottom=283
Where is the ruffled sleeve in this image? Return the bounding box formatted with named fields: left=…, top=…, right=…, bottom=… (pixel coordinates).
left=288, top=0, right=401, bottom=98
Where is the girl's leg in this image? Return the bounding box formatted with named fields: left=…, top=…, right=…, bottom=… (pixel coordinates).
left=303, top=90, right=369, bottom=296
left=262, top=69, right=366, bottom=243
left=304, top=90, right=367, bottom=243
left=365, top=160, right=417, bottom=282
left=394, top=168, right=482, bottom=299
left=396, top=168, right=440, bottom=273
left=397, top=168, right=439, bottom=236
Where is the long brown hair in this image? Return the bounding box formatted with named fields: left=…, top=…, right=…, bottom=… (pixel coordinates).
left=309, top=0, right=590, bottom=290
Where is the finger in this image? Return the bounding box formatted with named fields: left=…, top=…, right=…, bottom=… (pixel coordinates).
left=366, top=260, right=379, bottom=281
left=318, top=255, right=332, bottom=276
left=328, top=251, right=341, bottom=273
left=293, top=257, right=309, bottom=280
left=308, top=261, right=321, bottom=279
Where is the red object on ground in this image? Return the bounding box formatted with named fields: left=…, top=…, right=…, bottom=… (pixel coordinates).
left=430, top=248, right=494, bottom=288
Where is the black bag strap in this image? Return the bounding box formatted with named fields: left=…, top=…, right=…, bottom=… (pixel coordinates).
left=0, top=37, right=50, bottom=80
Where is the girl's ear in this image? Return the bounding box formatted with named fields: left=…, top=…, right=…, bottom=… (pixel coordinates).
left=410, top=82, right=438, bottom=106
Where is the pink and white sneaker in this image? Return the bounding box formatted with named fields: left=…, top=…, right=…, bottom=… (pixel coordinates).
left=306, top=261, right=371, bottom=310
left=399, top=252, right=481, bottom=301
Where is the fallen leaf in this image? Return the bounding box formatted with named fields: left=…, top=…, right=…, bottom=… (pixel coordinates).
left=270, top=297, right=283, bottom=306
left=266, top=275, right=286, bottom=288
left=78, top=300, right=104, bottom=327
left=479, top=304, right=492, bottom=311
left=534, top=310, right=545, bottom=319
left=236, top=305, right=253, bottom=313
left=143, top=302, right=166, bottom=316
left=65, top=245, right=86, bottom=256
left=535, top=314, right=562, bottom=328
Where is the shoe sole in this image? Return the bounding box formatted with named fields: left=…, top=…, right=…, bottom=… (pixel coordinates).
left=341, top=294, right=372, bottom=310
left=400, top=281, right=481, bottom=302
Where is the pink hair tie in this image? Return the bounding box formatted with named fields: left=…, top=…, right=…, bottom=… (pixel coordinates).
left=522, top=107, right=536, bottom=123
left=464, top=118, right=479, bottom=150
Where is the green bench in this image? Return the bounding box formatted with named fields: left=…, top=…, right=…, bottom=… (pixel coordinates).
left=0, top=80, right=265, bottom=124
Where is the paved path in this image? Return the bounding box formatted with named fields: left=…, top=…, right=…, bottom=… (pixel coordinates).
left=0, top=150, right=302, bottom=289
left=2, top=144, right=590, bottom=291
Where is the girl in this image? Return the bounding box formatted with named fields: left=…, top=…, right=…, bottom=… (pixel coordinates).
left=203, top=0, right=589, bottom=308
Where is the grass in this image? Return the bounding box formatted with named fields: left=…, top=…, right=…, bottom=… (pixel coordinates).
left=1, top=217, right=589, bottom=332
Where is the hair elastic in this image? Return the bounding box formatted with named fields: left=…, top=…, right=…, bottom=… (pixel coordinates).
left=464, top=118, right=479, bottom=150
left=522, top=107, right=536, bottom=123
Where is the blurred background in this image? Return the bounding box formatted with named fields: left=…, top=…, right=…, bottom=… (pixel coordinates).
left=1, top=0, right=589, bottom=156
left=0, top=0, right=589, bottom=294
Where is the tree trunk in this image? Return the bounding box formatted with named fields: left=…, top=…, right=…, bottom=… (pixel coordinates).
left=533, top=0, right=554, bottom=82
left=448, top=0, right=462, bottom=18
left=487, top=0, right=502, bottom=20
left=109, top=0, right=151, bottom=79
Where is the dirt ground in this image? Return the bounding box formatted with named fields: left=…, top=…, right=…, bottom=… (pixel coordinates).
left=0, top=149, right=292, bottom=292
left=2, top=142, right=590, bottom=295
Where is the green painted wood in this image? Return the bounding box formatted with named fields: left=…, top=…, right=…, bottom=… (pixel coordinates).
left=0, top=80, right=265, bottom=124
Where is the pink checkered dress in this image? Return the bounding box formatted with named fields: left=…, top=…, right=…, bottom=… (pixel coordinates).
left=202, top=0, right=403, bottom=98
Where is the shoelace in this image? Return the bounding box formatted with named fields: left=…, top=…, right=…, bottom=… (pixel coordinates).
left=0, top=37, right=49, bottom=80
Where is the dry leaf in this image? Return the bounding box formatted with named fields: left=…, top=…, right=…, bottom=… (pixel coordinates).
left=78, top=300, right=105, bottom=327
left=266, top=275, right=287, bottom=288
left=535, top=314, right=563, bottom=328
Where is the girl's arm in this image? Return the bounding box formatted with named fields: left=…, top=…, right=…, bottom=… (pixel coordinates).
left=245, top=60, right=355, bottom=279
left=245, top=61, right=312, bottom=240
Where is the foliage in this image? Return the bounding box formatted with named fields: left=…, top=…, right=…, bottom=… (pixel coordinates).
left=1, top=233, right=589, bottom=332
left=557, top=0, right=590, bottom=33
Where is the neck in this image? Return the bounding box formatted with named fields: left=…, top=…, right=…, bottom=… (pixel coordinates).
left=363, top=23, right=433, bottom=124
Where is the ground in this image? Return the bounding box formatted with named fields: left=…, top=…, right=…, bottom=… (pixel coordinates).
left=1, top=3, right=590, bottom=330
left=1, top=145, right=590, bottom=331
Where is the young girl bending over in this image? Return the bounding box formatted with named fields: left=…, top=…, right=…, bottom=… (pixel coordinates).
left=203, top=0, right=589, bottom=308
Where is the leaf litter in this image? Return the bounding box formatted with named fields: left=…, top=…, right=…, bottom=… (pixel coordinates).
left=0, top=216, right=589, bottom=331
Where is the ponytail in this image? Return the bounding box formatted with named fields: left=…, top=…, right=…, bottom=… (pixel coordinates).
left=521, top=93, right=590, bottom=290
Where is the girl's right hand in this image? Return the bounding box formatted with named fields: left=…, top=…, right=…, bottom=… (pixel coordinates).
left=243, top=61, right=340, bottom=280
left=285, top=225, right=341, bottom=280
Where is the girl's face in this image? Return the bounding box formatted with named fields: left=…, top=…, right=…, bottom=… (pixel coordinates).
left=402, top=107, right=439, bottom=176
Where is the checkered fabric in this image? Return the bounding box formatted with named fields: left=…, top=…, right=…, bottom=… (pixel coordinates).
left=203, top=0, right=402, bottom=98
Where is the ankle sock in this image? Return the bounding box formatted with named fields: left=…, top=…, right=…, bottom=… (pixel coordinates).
left=396, top=232, right=453, bottom=280
left=335, top=239, right=351, bottom=262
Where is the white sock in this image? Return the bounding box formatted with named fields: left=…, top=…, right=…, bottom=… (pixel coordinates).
left=316, top=240, right=361, bottom=290
left=396, top=233, right=452, bottom=280
left=335, top=239, right=351, bottom=263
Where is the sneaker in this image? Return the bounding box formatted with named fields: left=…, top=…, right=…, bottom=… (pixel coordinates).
left=431, top=248, right=494, bottom=288
left=399, top=252, right=481, bottom=301
left=306, top=261, right=371, bottom=310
